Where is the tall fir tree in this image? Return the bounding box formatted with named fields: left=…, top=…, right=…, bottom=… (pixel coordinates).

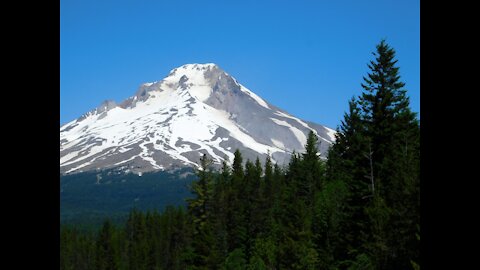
left=358, top=40, right=420, bottom=269
left=187, top=154, right=216, bottom=269
left=210, top=160, right=230, bottom=266
left=125, top=209, right=148, bottom=270
left=95, top=220, right=117, bottom=270
left=226, top=150, right=247, bottom=254
left=326, top=40, right=420, bottom=269
left=326, top=97, right=372, bottom=265
left=263, top=153, right=274, bottom=202
left=302, top=131, right=325, bottom=203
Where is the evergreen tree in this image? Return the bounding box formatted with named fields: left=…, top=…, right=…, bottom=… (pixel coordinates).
left=302, top=131, right=325, bottom=204
left=251, top=157, right=266, bottom=236
left=263, top=153, right=273, bottom=202
left=226, top=150, right=247, bottom=253
left=272, top=163, right=284, bottom=200
left=326, top=39, right=420, bottom=269
left=326, top=97, right=371, bottom=264
left=358, top=40, right=420, bottom=269
left=277, top=145, right=321, bottom=269
left=241, top=158, right=265, bottom=262
left=312, top=179, right=348, bottom=268
left=61, top=226, right=97, bottom=270
left=95, top=220, right=117, bottom=270
left=187, top=154, right=216, bottom=269
left=211, top=160, right=230, bottom=266
left=232, top=149, right=244, bottom=180
left=171, top=207, right=189, bottom=270
left=125, top=209, right=148, bottom=270
left=145, top=211, right=159, bottom=269
left=224, top=248, right=247, bottom=270
left=60, top=226, right=74, bottom=270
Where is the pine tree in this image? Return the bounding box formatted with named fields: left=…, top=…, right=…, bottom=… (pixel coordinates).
left=167, top=206, right=189, bottom=270
left=60, top=226, right=74, bottom=270
left=95, top=220, right=117, bottom=270
left=124, top=209, right=149, bottom=270
left=251, top=157, right=267, bottom=236
left=359, top=40, right=417, bottom=198
left=263, top=153, right=273, bottom=202
left=326, top=97, right=372, bottom=264
left=226, top=150, right=247, bottom=253
left=358, top=40, right=420, bottom=269
left=211, top=160, right=230, bottom=266
left=312, top=178, right=348, bottom=268
left=302, top=131, right=326, bottom=204
left=323, top=40, right=420, bottom=269
left=272, top=163, right=284, bottom=200
left=232, top=149, right=244, bottom=180
left=145, top=211, right=158, bottom=269
left=324, top=40, right=420, bottom=269
left=187, top=154, right=216, bottom=269
left=277, top=145, right=321, bottom=269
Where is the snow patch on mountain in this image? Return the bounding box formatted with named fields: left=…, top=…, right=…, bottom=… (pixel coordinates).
left=239, top=85, right=270, bottom=109
left=270, top=118, right=308, bottom=146
left=325, top=127, right=337, bottom=141
left=271, top=138, right=286, bottom=150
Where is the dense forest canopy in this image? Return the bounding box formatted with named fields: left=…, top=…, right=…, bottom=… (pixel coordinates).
left=61, top=40, right=420, bottom=270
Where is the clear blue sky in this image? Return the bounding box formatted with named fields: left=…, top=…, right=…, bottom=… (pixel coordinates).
left=60, top=0, right=419, bottom=129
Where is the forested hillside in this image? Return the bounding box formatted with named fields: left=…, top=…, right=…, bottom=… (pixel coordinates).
left=61, top=167, right=196, bottom=229
left=60, top=40, right=419, bottom=270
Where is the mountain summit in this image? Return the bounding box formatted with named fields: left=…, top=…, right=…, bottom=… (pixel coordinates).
left=60, top=63, right=336, bottom=174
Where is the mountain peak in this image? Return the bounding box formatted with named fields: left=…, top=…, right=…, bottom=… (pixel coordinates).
left=179, top=62, right=218, bottom=70
left=60, top=63, right=336, bottom=174
left=169, top=63, right=219, bottom=76
left=161, top=63, right=229, bottom=102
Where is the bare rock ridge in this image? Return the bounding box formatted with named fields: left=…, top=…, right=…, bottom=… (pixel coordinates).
left=60, top=63, right=336, bottom=174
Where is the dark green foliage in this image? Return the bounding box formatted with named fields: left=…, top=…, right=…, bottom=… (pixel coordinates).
left=60, top=225, right=96, bottom=270
left=95, top=220, right=118, bottom=270
left=61, top=40, right=419, bottom=269
left=186, top=154, right=217, bottom=269
left=60, top=167, right=196, bottom=229
left=124, top=209, right=148, bottom=270
left=326, top=98, right=372, bottom=264
left=327, top=39, right=420, bottom=269
left=61, top=207, right=188, bottom=270
left=226, top=150, right=247, bottom=254
left=312, top=179, right=348, bottom=268
left=263, top=154, right=273, bottom=200
left=224, top=248, right=247, bottom=270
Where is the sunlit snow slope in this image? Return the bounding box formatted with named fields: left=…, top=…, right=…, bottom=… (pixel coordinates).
left=60, top=63, right=336, bottom=174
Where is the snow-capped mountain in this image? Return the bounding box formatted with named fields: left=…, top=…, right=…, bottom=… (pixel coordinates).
left=60, top=63, right=336, bottom=174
